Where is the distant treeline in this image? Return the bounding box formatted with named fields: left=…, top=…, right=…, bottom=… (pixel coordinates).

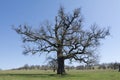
left=97, top=62, right=120, bottom=70
left=12, top=62, right=120, bottom=71
left=12, top=64, right=74, bottom=72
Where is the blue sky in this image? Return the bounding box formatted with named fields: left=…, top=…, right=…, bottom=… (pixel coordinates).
left=0, top=0, right=120, bottom=70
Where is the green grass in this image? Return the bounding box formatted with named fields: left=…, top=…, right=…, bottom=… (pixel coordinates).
left=0, top=70, right=120, bottom=80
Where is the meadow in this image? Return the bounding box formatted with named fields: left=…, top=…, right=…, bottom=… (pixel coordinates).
left=0, top=69, right=120, bottom=80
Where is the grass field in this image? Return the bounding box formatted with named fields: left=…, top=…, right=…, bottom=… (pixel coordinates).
left=0, top=69, right=120, bottom=80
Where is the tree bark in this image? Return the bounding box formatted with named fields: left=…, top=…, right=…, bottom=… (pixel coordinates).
left=57, top=57, right=65, bottom=74
left=118, top=64, right=120, bottom=72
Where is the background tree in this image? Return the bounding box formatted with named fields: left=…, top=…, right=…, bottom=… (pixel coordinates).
left=14, top=6, right=110, bottom=74
left=48, top=58, right=57, bottom=72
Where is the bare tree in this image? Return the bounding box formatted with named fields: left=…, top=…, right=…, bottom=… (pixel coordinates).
left=48, top=58, right=57, bottom=72
left=13, top=7, right=110, bottom=74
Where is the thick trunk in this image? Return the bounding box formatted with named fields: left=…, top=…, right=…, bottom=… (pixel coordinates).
left=56, top=45, right=65, bottom=74
left=119, top=65, right=120, bottom=72
left=57, top=57, right=65, bottom=74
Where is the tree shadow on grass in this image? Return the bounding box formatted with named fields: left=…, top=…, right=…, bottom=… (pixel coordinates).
left=0, top=73, right=57, bottom=78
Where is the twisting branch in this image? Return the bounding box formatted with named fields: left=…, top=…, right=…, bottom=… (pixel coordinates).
left=14, top=6, right=110, bottom=66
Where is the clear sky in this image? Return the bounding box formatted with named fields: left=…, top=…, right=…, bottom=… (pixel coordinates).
left=0, top=0, right=120, bottom=70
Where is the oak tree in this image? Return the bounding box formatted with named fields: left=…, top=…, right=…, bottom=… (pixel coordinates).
left=14, top=7, right=110, bottom=74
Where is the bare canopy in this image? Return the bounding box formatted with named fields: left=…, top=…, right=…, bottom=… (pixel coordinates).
left=14, top=7, right=110, bottom=74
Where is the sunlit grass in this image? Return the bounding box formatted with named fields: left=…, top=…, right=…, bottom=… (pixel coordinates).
left=0, top=69, right=120, bottom=80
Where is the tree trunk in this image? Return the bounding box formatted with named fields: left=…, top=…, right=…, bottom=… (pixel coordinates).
left=119, top=64, right=120, bottom=72
left=56, top=46, right=65, bottom=74
left=57, top=57, right=65, bottom=74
